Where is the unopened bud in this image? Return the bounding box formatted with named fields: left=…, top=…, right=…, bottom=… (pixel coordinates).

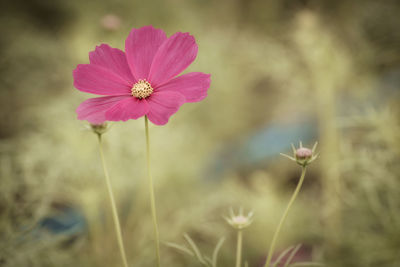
left=295, top=147, right=312, bottom=160
left=90, top=123, right=109, bottom=136
left=280, top=141, right=319, bottom=167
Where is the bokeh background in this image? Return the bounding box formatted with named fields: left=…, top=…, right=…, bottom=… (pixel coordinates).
left=1, top=0, right=400, bottom=266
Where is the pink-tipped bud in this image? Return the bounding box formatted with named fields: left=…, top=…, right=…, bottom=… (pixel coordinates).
left=281, top=141, right=318, bottom=167
left=295, top=147, right=313, bottom=160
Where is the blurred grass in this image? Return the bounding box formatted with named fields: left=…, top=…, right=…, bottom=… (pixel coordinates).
left=0, top=0, right=400, bottom=266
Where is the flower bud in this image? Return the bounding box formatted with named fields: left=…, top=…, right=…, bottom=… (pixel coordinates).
left=225, top=208, right=254, bottom=230
left=280, top=141, right=319, bottom=167
left=90, top=123, right=110, bottom=136
left=295, top=147, right=312, bottom=160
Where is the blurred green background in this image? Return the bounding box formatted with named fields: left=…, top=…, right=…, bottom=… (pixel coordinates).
left=1, top=0, right=400, bottom=266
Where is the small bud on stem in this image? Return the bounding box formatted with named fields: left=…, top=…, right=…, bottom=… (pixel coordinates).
left=224, top=207, right=254, bottom=230
left=89, top=123, right=110, bottom=136
left=280, top=141, right=319, bottom=167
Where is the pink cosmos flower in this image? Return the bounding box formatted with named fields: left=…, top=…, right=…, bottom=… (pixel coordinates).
left=73, top=26, right=211, bottom=125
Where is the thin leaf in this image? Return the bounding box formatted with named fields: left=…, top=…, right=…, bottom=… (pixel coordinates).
left=164, top=242, right=195, bottom=257
left=283, top=244, right=301, bottom=267
left=272, top=245, right=295, bottom=267
left=212, top=237, right=225, bottom=267
left=204, top=256, right=213, bottom=267
left=184, top=234, right=207, bottom=265
left=288, top=262, right=325, bottom=267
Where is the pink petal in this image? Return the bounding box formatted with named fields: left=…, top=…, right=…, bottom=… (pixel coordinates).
left=76, top=96, right=128, bottom=124
left=148, top=32, right=198, bottom=87
left=89, top=44, right=135, bottom=83
left=73, top=64, right=132, bottom=96
left=125, top=26, right=167, bottom=80
left=105, top=97, right=149, bottom=121
left=156, top=72, right=211, bottom=103
left=146, top=91, right=185, bottom=125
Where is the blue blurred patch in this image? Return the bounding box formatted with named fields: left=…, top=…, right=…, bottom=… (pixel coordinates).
left=19, top=204, right=87, bottom=245
left=206, top=120, right=317, bottom=178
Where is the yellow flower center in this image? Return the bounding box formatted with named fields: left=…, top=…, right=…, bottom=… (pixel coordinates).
left=131, top=79, right=153, bottom=99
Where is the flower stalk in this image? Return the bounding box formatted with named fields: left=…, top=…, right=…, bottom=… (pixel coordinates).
left=264, top=142, right=318, bottom=267
left=97, top=133, right=129, bottom=267
left=264, top=166, right=307, bottom=267
left=236, top=230, right=243, bottom=267
left=225, top=208, right=253, bottom=267
left=144, top=115, right=161, bottom=267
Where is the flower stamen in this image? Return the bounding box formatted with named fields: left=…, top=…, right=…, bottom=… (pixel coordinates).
left=131, top=79, right=153, bottom=99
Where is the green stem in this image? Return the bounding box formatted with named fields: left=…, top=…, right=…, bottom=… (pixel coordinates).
left=264, top=167, right=307, bottom=267
left=236, top=230, right=243, bottom=267
left=144, top=116, right=161, bottom=267
left=97, top=134, right=129, bottom=267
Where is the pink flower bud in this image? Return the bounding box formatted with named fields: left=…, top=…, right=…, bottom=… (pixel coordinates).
left=295, top=147, right=313, bottom=160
